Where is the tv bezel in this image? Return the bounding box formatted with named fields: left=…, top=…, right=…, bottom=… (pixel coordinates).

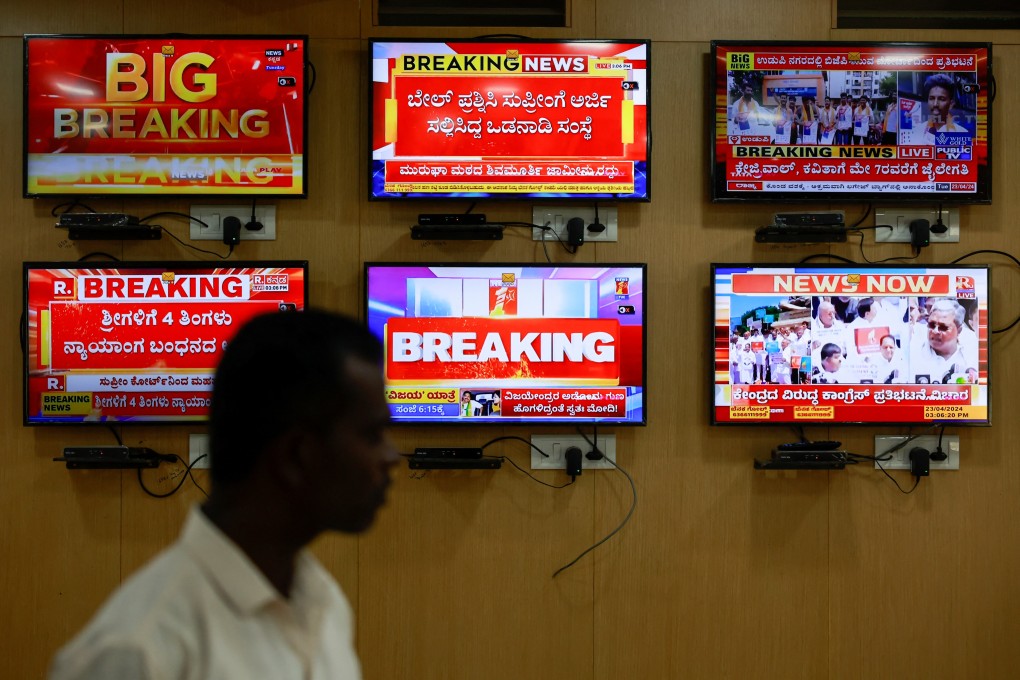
left=709, top=262, right=991, bottom=427
left=22, top=259, right=310, bottom=426
left=363, top=260, right=649, bottom=426
left=367, top=37, right=652, bottom=203
left=22, top=33, right=311, bottom=199
left=709, top=40, right=993, bottom=204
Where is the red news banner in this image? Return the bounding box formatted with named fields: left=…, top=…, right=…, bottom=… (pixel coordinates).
left=25, top=37, right=305, bottom=194
left=377, top=44, right=647, bottom=193
left=716, top=46, right=988, bottom=194
left=30, top=269, right=304, bottom=420
left=383, top=316, right=634, bottom=419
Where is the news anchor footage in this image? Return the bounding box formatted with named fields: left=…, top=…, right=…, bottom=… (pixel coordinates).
left=713, top=266, right=989, bottom=425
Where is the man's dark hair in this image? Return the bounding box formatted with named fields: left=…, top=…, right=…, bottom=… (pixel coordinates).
left=821, top=343, right=842, bottom=362
left=208, top=309, right=383, bottom=486
left=857, top=298, right=875, bottom=317
left=923, top=73, right=957, bottom=99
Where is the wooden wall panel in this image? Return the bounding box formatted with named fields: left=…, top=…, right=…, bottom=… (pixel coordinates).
left=4, top=4, right=1020, bottom=680
left=598, top=0, right=830, bottom=43
left=124, top=0, right=361, bottom=38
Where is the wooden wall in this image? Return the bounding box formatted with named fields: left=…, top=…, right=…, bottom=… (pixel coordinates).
left=2, top=2, right=1019, bottom=678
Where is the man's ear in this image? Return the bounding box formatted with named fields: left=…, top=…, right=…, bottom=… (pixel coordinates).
left=265, top=429, right=313, bottom=491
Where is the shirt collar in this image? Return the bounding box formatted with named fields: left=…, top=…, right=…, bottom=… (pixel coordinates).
left=179, top=506, right=284, bottom=615
left=179, top=507, right=335, bottom=622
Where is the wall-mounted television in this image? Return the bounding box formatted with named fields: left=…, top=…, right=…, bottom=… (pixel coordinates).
left=23, top=261, right=308, bottom=425
left=711, top=41, right=992, bottom=203
left=365, top=263, right=646, bottom=425
left=369, top=39, right=650, bottom=201
left=712, top=264, right=990, bottom=425
left=24, top=34, right=308, bottom=197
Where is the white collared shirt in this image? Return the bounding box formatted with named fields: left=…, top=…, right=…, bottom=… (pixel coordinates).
left=49, top=507, right=361, bottom=680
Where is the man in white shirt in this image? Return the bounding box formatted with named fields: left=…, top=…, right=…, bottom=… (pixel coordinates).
left=908, top=299, right=979, bottom=384
left=812, top=342, right=854, bottom=384
left=49, top=310, right=400, bottom=680
left=870, top=334, right=908, bottom=384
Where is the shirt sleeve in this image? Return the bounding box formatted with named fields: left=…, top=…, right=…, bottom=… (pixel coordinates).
left=49, top=642, right=157, bottom=680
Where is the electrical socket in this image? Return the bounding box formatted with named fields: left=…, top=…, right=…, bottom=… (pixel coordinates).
left=531, top=206, right=618, bottom=243
left=874, top=434, right=960, bottom=471
left=189, top=433, right=210, bottom=469
left=530, top=434, right=616, bottom=470
left=190, top=205, right=277, bottom=241
left=874, top=207, right=960, bottom=244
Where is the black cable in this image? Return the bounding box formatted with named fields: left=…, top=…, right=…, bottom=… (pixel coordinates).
left=137, top=454, right=209, bottom=498
left=479, top=435, right=548, bottom=457
left=798, top=253, right=858, bottom=265
left=497, top=455, right=575, bottom=489
left=158, top=225, right=235, bottom=260
left=464, top=201, right=476, bottom=214
left=849, top=203, right=872, bottom=229
left=950, top=249, right=1020, bottom=333
left=51, top=200, right=97, bottom=217
left=847, top=229, right=920, bottom=264
left=77, top=252, right=121, bottom=262
left=501, top=221, right=576, bottom=255
left=306, top=60, right=317, bottom=94
left=552, top=452, right=638, bottom=578
left=873, top=460, right=922, bottom=494
left=138, top=211, right=210, bottom=231
left=106, top=425, right=123, bottom=446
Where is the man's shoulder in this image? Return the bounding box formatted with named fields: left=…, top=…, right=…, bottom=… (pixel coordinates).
left=49, top=546, right=205, bottom=679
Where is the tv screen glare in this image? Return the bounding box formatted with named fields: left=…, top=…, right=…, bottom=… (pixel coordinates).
left=369, top=39, right=650, bottom=201
left=23, top=261, right=308, bottom=425
left=24, top=34, right=308, bottom=197
left=712, top=264, right=990, bottom=425
left=711, top=41, right=991, bottom=203
left=365, top=263, right=646, bottom=425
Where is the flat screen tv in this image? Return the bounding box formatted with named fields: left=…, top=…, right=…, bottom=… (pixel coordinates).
left=23, top=261, right=308, bottom=425
left=712, top=264, right=990, bottom=425
left=369, top=39, right=650, bottom=201
left=365, top=263, right=646, bottom=425
left=711, top=41, right=992, bottom=203
left=24, top=34, right=308, bottom=197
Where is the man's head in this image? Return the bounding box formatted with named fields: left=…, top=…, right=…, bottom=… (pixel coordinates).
left=824, top=96, right=832, bottom=108
left=821, top=343, right=842, bottom=372
left=857, top=298, right=876, bottom=322
left=461, top=391, right=473, bottom=403
left=817, top=301, right=836, bottom=328
left=743, top=85, right=753, bottom=100
left=927, top=299, right=965, bottom=358
left=778, top=93, right=788, bottom=106
left=209, top=310, right=398, bottom=534
left=923, top=73, right=956, bottom=125
left=879, top=334, right=897, bottom=361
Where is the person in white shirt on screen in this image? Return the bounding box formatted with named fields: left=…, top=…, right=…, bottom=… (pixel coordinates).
left=869, top=334, right=909, bottom=384
left=797, top=96, right=821, bottom=145
left=812, top=343, right=854, bottom=384
left=908, top=299, right=979, bottom=384
left=852, top=95, right=873, bottom=145
left=835, top=93, right=853, bottom=145
left=818, top=96, right=838, bottom=145
left=729, top=85, right=762, bottom=137
left=737, top=344, right=756, bottom=384
left=49, top=310, right=400, bottom=680
left=772, top=93, right=794, bottom=144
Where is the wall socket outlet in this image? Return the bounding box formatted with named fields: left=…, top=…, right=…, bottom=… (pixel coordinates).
left=190, top=205, right=277, bottom=241
left=530, top=434, right=617, bottom=470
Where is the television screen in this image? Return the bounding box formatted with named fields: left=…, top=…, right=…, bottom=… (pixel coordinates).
left=712, top=264, right=990, bottom=425
left=369, top=39, right=650, bottom=201
left=24, top=34, right=308, bottom=197
left=23, top=261, right=308, bottom=425
left=365, top=263, right=646, bottom=425
left=711, top=41, right=991, bottom=203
